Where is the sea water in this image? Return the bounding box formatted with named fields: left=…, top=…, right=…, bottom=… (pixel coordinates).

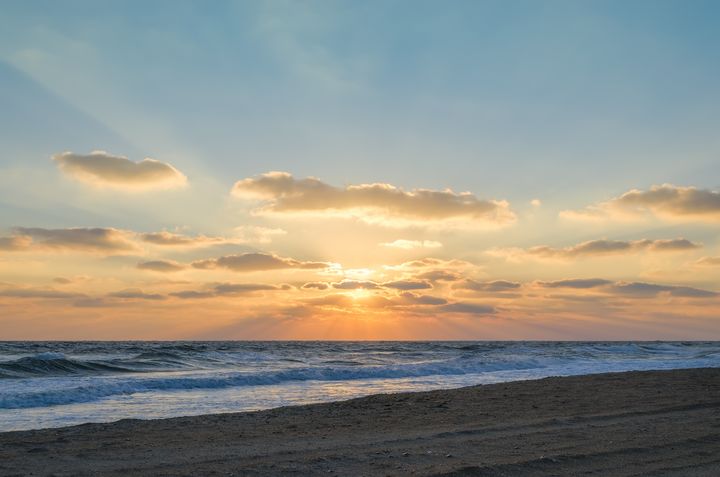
left=1, top=341, right=718, bottom=431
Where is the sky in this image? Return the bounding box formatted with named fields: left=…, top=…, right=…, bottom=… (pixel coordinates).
left=0, top=0, right=718, bottom=340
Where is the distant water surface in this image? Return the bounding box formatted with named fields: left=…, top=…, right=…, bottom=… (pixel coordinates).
left=1, top=341, right=718, bottom=431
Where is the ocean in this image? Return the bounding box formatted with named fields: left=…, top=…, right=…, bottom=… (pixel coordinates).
left=1, top=341, right=719, bottom=432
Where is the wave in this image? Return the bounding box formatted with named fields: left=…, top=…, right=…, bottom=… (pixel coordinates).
left=0, top=357, right=549, bottom=409
left=1, top=342, right=719, bottom=410
left=0, top=352, right=193, bottom=379
left=0, top=354, right=141, bottom=379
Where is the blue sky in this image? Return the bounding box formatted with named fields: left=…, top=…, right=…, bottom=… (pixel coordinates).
left=2, top=0, right=719, bottom=197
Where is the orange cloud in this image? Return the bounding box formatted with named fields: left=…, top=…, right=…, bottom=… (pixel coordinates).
left=139, top=231, right=230, bottom=248
left=490, top=238, right=700, bottom=261
left=453, top=279, right=521, bottom=292
left=1, top=227, right=137, bottom=253
left=695, top=256, right=720, bottom=267
left=231, top=171, right=514, bottom=226
left=192, top=252, right=330, bottom=272
left=137, top=260, right=186, bottom=272
left=562, top=184, right=720, bottom=222
left=108, top=289, right=166, bottom=300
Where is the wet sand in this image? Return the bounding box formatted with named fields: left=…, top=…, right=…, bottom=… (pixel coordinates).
left=1, top=368, right=719, bottom=476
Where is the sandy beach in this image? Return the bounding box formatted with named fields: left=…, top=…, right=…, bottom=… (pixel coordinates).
left=1, top=368, right=719, bottom=476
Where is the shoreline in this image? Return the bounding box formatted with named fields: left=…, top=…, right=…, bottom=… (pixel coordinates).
left=2, top=368, right=719, bottom=476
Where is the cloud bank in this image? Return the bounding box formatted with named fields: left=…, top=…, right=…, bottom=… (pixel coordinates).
left=192, top=252, right=330, bottom=272
left=136, top=260, right=186, bottom=272
left=490, top=238, right=700, bottom=261
left=562, top=185, right=720, bottom=222
left=0, top=227, right=137, bottom=253
left=536, top=278, right=717, bottom=298
left=139, top=231, right=230, bottom=248
left=53, top=151, right=187, bottom=190
left=231, top=171, right=514, bottom=226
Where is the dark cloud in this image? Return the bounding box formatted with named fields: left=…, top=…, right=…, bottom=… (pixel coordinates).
left=455, top=279, right=521, bottom=292
left=169, top=290, right=216, bottom=299
left=232, top=171, right=514, bottom=225
left=332, top=280, right=381, bottom=290
left=668, top=287, right=719, bottom=298
left=301, top=282, right=330, bottom=290
left=7, top=227, right=137, bottom=253
left=415, top=270, right=463, bottom=282
left=73, top=298, right=118, bottom=308
left=192, top=253, right=329, bottom=272
left=440, top=302, right=497, bottom=315
left=170, top=283, right=283, bottom=299
left=213, top=283, right=281, bottom=295
left=108, top=289, right=166, bottom=300
left=538, top=279, right=614, bottom=289
left=137, top=260, right=186, bottom=272
left=536, top=278, right=717, bottom=298
left=502, top=238, right=700, bottom=260
left=53, top=151, right=187, bottom=190
left=397, top=292, right=448, bottom=306
left=611, top=282, right=717, bottom=298
left=382, top=280, right=432, bottom=290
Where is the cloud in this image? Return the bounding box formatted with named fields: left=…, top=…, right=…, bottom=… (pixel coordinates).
left=137, top=260, right=186, bottom=273
left=414, top=270, right=463, bottom=282
left=213, top=283, right=283, bottom=295
left=610, top=282, right=718, bottom=298
left=231, top=171, right=514, bottom=226
left=192, top=252, right=330, bottom=272
left=301, top=282, right=330, bottom=290
left=490, top=238, right=700, bottom=261
left=382, top=279, right=433, bottom=290
left=53, top=151, right=187, bottom=190
left=380, top=239, right=443, bottom=250
left=397, top=292, right=448, bottom=306
left=4, top=227, right=137, bottom=253
left=695, top=257, right=720, bottom=267
left=454, top=279, right=521, bottom=292
left=536, top=278, right=717, bottom=298
left=0, top=235, right=32, bottom=251
left=665, top=287, right=719, bottom=298
left=390, top=258, right=472, bottom=269
left=108, top=289, right=166, bottom=300
left=440, top=302, right=497, bottom=315
left=562, top=185, right=720, bottom=222
left=537, top=278, right=613, bottom=289
left=332, top=280, right=381, bottom=290
left=139, top=231, right=230, bottom=248
left=74, top=298, right=118, bottom=308
left=169, top=290, right=216, bottom=299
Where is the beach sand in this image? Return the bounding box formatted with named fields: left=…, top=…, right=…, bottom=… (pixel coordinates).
left=1, top=368, right=719, bottom=476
